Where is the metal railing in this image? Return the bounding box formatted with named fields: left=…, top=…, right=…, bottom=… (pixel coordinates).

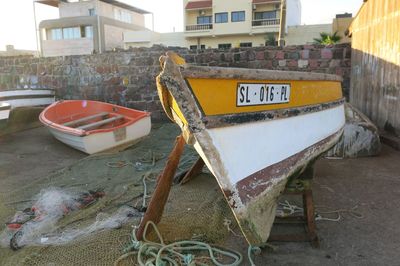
left=252, top=18, right=280, bottom=27
left=185, top=23, right=213, bottom=31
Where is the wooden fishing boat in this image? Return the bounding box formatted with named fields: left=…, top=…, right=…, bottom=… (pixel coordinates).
left=0, top=89, right=55, bottom=108
left=0, top=102, right=11, bottom=120
left=39, top=100, right=151, bottom=154
left=153, top=52, right=345, bottom=245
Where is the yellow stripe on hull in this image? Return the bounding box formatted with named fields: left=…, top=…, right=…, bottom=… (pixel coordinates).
left=187, top=78, right=343, bottom=116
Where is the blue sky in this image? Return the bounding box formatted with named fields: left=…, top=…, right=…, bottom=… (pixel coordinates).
left=0, top=0, right=363, bottom=51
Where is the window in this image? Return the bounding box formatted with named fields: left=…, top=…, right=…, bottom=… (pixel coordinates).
left=254, top=10, right=277, bottom=20
left=62, top=27, right=80, bottom=39
left=232, top=11, right=245, bottom=22
left=48, top=28, right=62, bottom=40
left=81, top=26, right=93, bottom=38
left=218, top=43, right=231, bottom=49
left=189, top=45, right=206, bottom=50
left=197, top=16, right=212, bottom=25
left=88, top=8, right=95, bottom=16
left=215, top=12, right=228, bottom=23
left=114, top=9, right=132, bottom=23
left=240, top=42, right=252, bottom=47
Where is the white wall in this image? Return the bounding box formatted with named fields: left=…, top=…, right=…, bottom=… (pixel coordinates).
left=124, top=31, right=187, bottom=48
left=41, top=39, right=94, bottom=57
left=59, top=0, right=96, bottom=17
left=104, top=24, right=124, bottom=49
left=286, top=0, right=301, bottom=27
left=285, top=24, right=331, bottom=45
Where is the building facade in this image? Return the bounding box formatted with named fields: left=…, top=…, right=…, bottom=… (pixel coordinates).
left=183, top=0, right=301, bottom=49
left=332, top=13, right=353, bottom=43
left=37, top=0, right=150, bottom=57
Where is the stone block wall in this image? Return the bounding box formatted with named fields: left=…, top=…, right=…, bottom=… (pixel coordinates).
left=0, top=44, right=351, bottom=120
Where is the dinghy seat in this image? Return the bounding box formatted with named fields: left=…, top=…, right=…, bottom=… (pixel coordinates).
left=78, top=115, right=124, bottom=131
left=63, top=112, right=109, bottom=127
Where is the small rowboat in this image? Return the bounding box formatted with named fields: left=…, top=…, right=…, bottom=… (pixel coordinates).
left=155, top=52, right=345, bottom=245
left=0, top=89, right=55, bottom=108
left=0, top=102, right=11, bottom=120
left=39, top=100, right=151, bottom=154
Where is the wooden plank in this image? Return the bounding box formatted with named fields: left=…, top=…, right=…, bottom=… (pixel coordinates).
left=179, top=156, right=205, bottom=185
left=136, top=135, right=185, bottom=240
left=77, top=115, right=124, bottom=131
left=63, top=112, right=109, bottom=127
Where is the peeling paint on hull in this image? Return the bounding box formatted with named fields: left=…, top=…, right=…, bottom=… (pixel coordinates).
left=156, top=52, right=346, bottom=245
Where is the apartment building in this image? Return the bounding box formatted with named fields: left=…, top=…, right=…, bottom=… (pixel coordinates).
left=37, top=0, right=150, bottom=57
left=183, top=0, right=301, bottom=49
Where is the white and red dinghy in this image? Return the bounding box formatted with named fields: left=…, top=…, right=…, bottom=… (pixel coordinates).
left=0, top=102, right=11, bottom=120
left=39, top=100, right=151, bottom=154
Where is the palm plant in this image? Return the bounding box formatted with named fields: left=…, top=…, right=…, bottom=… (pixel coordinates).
left=265, top=34, right=277, bottom=46
left=314, top=32, right=342, bottom=45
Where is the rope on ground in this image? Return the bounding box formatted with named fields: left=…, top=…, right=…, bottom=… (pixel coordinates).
left=315, top=205, right=363, bottom=221
left=276, top=201, right=363, bottom=222
left=247, top=246, right=261, bottom=266
left=223, top=218, right=239, bottom=237
left=106, top=160, right=134, bottom=168
left=141, top=171, right=156, bottom=208
left=114, top=221, right=243, bottom=266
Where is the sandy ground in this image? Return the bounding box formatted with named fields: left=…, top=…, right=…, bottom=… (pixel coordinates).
left=0, top=126, right=399, bottom=265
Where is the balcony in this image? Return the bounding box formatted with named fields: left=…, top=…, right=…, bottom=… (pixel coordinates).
left=185, top=23, right=213, bottom=31
left=252, top=18, right=280, bottom=27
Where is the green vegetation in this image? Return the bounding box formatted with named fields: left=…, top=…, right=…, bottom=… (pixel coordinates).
left=265, top=34, right=277, bottom=46
left=314, top=31, right=342, bottom=45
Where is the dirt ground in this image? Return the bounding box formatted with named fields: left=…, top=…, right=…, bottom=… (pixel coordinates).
left=0, top=126, right=399, bottom=265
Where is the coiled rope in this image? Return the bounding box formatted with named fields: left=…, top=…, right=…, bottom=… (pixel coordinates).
left=114, top=221, right=245, bottom=266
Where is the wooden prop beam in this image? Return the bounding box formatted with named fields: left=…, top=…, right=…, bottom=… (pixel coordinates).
left=136, top=134, right=186, bottom=240
left=180, top=157, right=205, bottom=185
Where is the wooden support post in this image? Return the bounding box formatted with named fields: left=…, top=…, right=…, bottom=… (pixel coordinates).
left=303, top=189, right=319, bottom=248
left=136, top=134, right=186, bottom=240
left=179, top=156, right=205, bottom=185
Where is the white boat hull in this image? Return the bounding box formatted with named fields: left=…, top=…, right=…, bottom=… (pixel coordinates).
left=191, top=104, right=345, bottom=243
left=195, top=105, right=345, bottom=188
left=0, top=89, right=55, bottom=109
left=47, top=116, right=151, bottom=154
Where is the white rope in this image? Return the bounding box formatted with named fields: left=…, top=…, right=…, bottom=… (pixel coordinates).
left=276, top=201, right=363, bottom=222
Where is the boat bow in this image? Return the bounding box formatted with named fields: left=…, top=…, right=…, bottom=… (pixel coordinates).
left=157, top=52, right=345, bottom=245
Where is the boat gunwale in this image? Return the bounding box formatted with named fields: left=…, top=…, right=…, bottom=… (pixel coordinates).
left=39, top=100, right=151, bottom=137
left=180, top=64, right=343, bottom=82
left=0, top=102, right=11, bottom=111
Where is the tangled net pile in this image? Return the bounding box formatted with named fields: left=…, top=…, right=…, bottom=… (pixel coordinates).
left=0, top=124, right=244, bottom=266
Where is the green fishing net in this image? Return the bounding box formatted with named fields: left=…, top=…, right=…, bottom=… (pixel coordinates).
left=0, top=123, right=237, bottom=266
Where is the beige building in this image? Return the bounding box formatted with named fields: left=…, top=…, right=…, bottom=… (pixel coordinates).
left=183, top=0, right=301, bottom=49
left=125, top=0, right=302, bottom=49
left=286, top=13, right=353, bottom=46
left=333, top=13, right=353, bottom=43
left=37, top=0, right=150, bottom=57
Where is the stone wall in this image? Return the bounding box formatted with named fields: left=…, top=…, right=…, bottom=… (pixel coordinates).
left=0, top=44, right=351, bottom=120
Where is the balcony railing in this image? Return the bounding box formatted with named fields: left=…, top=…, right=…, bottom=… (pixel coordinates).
left=185, top=23, right=213, bottom=31
left=252, top=18, right=280, bottom=27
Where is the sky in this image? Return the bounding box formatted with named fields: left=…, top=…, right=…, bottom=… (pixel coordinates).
left=0, top=0, right=363, bottom=51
